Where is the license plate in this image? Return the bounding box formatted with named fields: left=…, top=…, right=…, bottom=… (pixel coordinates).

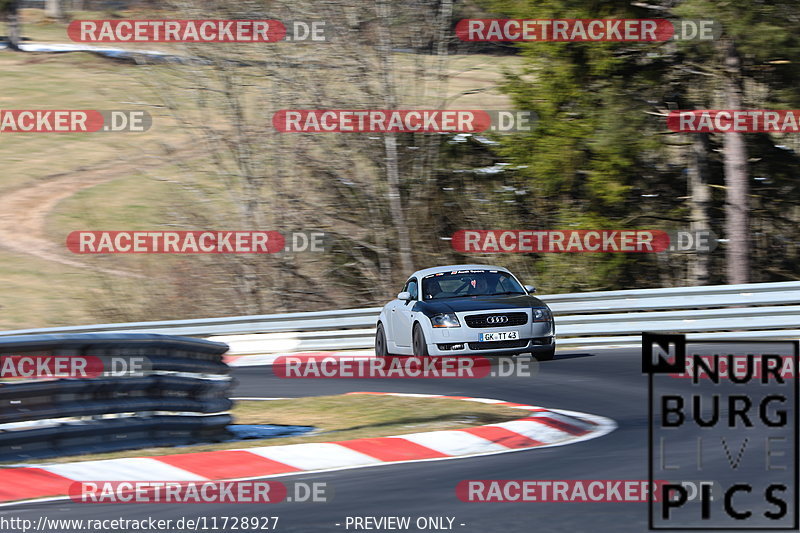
left=479, top=331, right=519, bottom=342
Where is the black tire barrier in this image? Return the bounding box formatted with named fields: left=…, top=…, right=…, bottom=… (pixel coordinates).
left=0, top=333, right=230, bottom=376
left=0, top=332, right=229, bottom=354
left=0, top=414, right=233, bottom=461
left=0, top=333, right=232, bottom=461
left=0, top=396, right=234, bottom=425
left=0, top=377, right=235, bottom=424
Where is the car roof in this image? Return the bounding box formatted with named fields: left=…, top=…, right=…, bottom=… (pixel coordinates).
left=410, top=264, right=511, bottom=279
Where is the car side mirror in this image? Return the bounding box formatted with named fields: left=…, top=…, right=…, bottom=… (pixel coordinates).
left=524, top=285, right=536, bottom=293
left=397, top=291, right=412, bottom=301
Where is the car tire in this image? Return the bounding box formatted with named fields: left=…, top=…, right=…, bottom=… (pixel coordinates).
left=533, top=346, right=556, bottom=361
left=375, top=323, right=389, bottom=357
left=412, top=323, right=429, bottom=357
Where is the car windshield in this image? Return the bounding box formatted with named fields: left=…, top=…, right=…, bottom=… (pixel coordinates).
left=421, top=269, right=526, bottom=300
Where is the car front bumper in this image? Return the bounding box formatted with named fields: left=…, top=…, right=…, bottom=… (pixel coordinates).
left=429, top=337, right=555, bottom=356
left=422, top=308, right=555, bottom=356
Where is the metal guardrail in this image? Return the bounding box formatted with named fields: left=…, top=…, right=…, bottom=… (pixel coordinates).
left=0, top=308, right=382, bottom=338
left=1, top=282, right=799, bottom=353
left=201, top=281, right=800, bottom=351
left=0, top=334, right=232, bottom=462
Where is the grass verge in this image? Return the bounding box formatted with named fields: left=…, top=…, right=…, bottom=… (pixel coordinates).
left=7, top=394, right=525, bottom=465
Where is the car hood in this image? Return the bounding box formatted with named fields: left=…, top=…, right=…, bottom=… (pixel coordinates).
left=418, top=295, right=548, bottom=314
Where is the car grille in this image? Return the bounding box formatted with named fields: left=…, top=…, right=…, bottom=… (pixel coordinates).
left=464, top=312, right=528, bottom=328
left=468, top=339, right=529, bottom=350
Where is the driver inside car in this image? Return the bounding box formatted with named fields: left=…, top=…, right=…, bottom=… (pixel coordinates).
left=424, top=279, right=442, bottom=300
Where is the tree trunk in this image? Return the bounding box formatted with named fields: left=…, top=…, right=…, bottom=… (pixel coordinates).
left=688, top=132, right=712, bottom=285
left=5, top=0, right=21, bottom=51
left=376, top=0, right=414, bottom=277
left=45, top=0, right=64, bottom=20
left=410, top=0, right=452, bottom=238
left=721, top=40, right=750, bottom=284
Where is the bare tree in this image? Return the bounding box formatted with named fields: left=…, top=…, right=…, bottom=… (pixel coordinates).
left=45, top=0, right=65, bottom=21
left=375, top=0, right=414, bottom=275
left=688, top=133, right=712, bottom=285
left=720, top=39, right=750, bottom=284
left=123, top=0, right=459, bottom=318
left=2, top=0, right=21, bottom=51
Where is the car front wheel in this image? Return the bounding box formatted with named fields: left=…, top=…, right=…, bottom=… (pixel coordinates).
left=533, top=346, right=555, bottom=361
left=375, top=323, right=389, bottom=357
left=412, top=323, right=429, bottom=357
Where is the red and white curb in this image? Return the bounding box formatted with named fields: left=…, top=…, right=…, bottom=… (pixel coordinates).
left=0, top=392, right=615, bottom=505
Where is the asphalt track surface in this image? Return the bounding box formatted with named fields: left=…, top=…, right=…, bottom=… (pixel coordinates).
left=4, top=345, right=797, bottom=533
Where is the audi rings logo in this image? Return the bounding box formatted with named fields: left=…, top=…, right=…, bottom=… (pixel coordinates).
left=486, top=315, right=509, bottom=325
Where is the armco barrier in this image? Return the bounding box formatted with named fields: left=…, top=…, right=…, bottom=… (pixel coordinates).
left=1, top=282, right=799, bottom=353
left=0, top=333, right=232, bottom=462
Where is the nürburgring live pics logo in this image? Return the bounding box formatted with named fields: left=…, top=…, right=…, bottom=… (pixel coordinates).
left=644, top=333, right=798, bottom=530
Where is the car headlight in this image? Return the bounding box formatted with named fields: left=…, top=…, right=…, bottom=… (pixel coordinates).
left=532, top=308, right=552, bottom=322
left=430, top=313, right=461, bottom=328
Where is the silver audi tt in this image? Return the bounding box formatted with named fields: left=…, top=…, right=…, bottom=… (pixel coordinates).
left=375, top=264, right=556, bottom=361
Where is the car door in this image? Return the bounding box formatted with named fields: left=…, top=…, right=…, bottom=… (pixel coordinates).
left=393, top=278, right=418, bottom=348
left=382, top=296, right=398, bottom=346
